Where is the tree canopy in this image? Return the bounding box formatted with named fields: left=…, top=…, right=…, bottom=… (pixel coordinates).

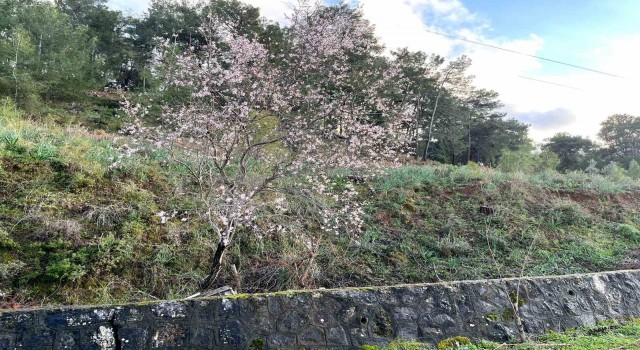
left=1, top=0, right=638, bottom=173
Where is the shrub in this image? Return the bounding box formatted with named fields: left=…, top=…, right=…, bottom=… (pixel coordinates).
left=615, top=224, right=640, bottom=243
left=45, top=258, right=85, bottom=282
left=388, top=340, right=431, bottom=350
left=498, top=143, right=559, bottom=174
left=603, top=162, right=629, bottom=182
left=121, top=220, right=146, bottom=238
left=436, top=235, right=472, bottom=257
left=628, top=160, right=640, bottom=180
left=585, top=159, right=599, bottom=174
left=0, top=97, right=22, bottom=123
left=375, top=166, right=438, bottom=192
left=437, top=336, right=471, bottom=350
left=0, top=228, right=17, bottom=249
left=543, top=199, right=590, bottom=228
left=0, top=260, right=26, bottom=285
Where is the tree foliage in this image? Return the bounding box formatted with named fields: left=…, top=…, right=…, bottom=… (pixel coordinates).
left=543, top=133, right=597, bottom=171
left=125, top=3, right=409, bottom=290
left=0, top=0, right=98, bottom=106
left=598, top=114, right=640, bottom=167
left=498, top=141, right=559, bottom=173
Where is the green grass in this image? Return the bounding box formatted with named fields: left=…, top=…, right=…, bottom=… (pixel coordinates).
left=535, top=319, right=640, bottom=349
left=362, top=319, right=640, bottom=349
left=1, top=99, right=640, bottom=306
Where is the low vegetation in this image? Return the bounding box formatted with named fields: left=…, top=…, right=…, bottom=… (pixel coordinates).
left=1, top=97, right=639, bottom=306
left=362, top=319, right=640, bottom=349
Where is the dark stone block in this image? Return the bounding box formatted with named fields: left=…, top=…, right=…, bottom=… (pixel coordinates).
left=522, top=318, right=547, bottom=335
left=277, top=312, right=309, bottom=333
left=218, top=320, right=243, bottom=346
left=236, top=297, right=268, bottom=319
left=243, top=313, right=276, bottom=335
left=349, top=326, right=368, bottom=344
left=150, top=323, right=187, bottom=348
left=267, top=334, right=296, bottom=347
left=53, top=331, right=78, bottom=350
left=488, top=323, right=517, bottom=342
left=15, top=326, right=54, bottom=348
left=342, top=289, right=379, bottom=305
left=338, top=306, right=358, bottom=325
left=326, top=326, right=349, bottom=346
left=452, top=290, right=476, bottom=316
left=118, top=324, right=149, bottom=349
left=419, top=286, right=456, bottom=315
left=298, top=326, right=325, bottom=346
left=190, top=324, right=215, bottom=348
left=429, top=314, right=456, bottom=328
left=267, top=297, right=287, bottom=319
left=310, top=296, right=343, bottom=327
left=190, top=299, right=220, bottom=323
left=391, top=306, right=417, bottom=323
left=418, top=324, right=444, bottom=342
left=0, top=334, right=14, bottom=350
left=396, top=323, right=419, bottom=340
left=215, top=298, right=241, bottom=320
left=114, top=307, right=145, bottom=325
left=0, top=313, right=37, bottom=332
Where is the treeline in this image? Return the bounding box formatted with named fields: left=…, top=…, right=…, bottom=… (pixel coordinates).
left=542, top=114, right=640, bottom=174
left=498, top=114, right=640, bottom=176
left=1, top=0, right=638, bottom=170
left=0, top=0, right=283, bottom=103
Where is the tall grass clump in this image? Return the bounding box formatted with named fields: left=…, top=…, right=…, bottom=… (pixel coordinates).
left=374, top=166, right=439, bottom=192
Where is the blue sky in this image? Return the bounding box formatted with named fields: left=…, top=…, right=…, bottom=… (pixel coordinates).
left=462, top=0, right=640, bottom=76
left=106, top=0, right=640, bottom=141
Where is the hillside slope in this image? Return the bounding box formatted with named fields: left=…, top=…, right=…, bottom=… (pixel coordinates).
left=1, top=105, right=640, bottom=306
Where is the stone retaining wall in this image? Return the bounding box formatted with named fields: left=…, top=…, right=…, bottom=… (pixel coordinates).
left=2, top=269, right=640, bottom=349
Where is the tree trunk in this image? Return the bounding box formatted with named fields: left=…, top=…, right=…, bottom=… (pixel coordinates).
left=199, top=240, right=228, bottom=291
left=38, top=34, right=42, bottom=60
left=13, top=34, right=20, bottom=103
left=467, top=111, right=472, bottom=163
left=451, top=146, right=455, bottom=164
left=415, top=96, right=421, bottom=157
left=422, top=89, right=442, bottom=161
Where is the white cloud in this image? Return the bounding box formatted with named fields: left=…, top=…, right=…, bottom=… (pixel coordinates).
left=353, top=0, right=640, bottom=142
left=515, top=108, right=576, bottom=130
left=357, top=0, right=455, bottom=56
left=239, top=0, right=295, bottom=23
left=107, top=0, right=149, bottom=15
left=408, top=0, right=479, bottom=27
left=491, top=35, right=640, bottom=142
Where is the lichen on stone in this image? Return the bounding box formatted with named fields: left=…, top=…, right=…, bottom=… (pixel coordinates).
left=92, top=325, right=115, bottom=350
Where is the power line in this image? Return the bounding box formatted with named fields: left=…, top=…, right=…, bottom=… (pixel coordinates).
left=423, top=28, right=623, bottom=78
left=518, top=76, right=588, bottom=91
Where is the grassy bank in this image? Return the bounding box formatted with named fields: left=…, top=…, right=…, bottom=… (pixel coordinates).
left=364, top=319, right=640, bottom=349
left=1, top=100, right=639, bottom=306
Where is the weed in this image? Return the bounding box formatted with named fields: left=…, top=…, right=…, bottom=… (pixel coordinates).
left=615, top=224, right=640, bottom=243
left=437, top=336, right=471, bottom=350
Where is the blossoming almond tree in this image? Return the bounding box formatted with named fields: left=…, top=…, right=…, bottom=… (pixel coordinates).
left=125, top=2, right=409, bottom=291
